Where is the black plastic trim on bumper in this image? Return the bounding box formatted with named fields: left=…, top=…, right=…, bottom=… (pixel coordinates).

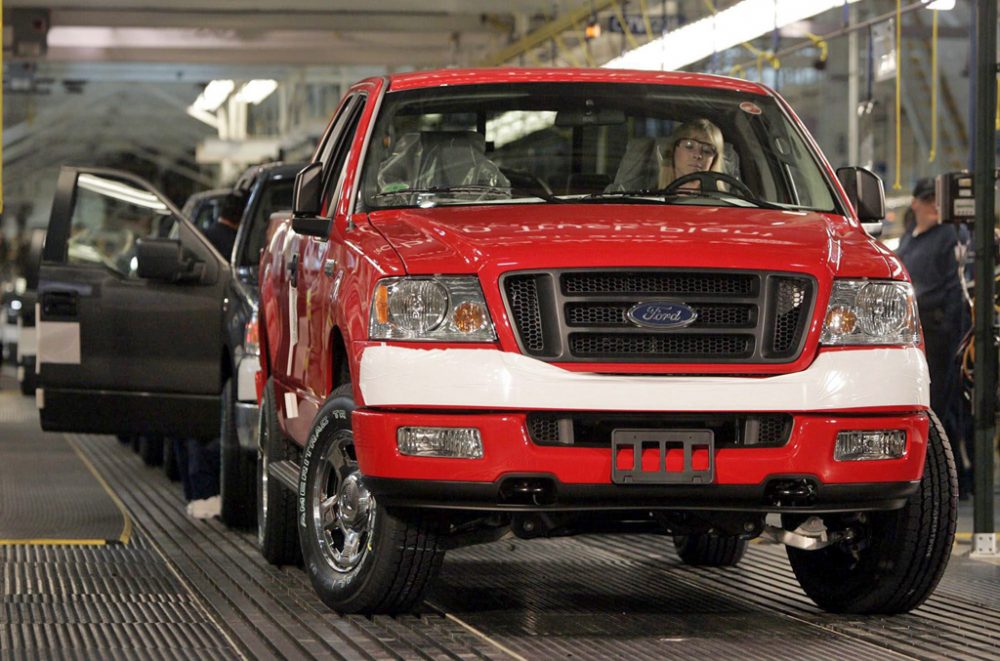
left=365, top=475, right=919, bottom=513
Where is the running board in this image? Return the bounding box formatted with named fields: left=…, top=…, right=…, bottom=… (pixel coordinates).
left=268, top=460, right=300, bottom=493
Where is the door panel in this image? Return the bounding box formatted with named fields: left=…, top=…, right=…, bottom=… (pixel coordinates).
left=38, top=166, right=230, bottom=436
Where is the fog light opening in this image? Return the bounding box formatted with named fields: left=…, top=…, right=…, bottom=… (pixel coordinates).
left=397, top=427, right=483, bottom=459
left=834, top=430, right=907, bottom=461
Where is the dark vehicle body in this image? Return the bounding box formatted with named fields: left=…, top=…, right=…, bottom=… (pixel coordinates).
left=36, top=161, right=301, bottom=526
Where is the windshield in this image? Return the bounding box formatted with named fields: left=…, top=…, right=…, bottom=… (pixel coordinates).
left=360, top=82, right=838, bottom=214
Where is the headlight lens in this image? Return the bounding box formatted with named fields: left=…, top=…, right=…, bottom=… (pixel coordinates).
left=369, top=276, right=497, bottom=341
left=820, top=280, right=919, bottom=345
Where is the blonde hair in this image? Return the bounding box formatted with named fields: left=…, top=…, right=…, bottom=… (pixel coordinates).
left=658, top=119, right=725, bottom=188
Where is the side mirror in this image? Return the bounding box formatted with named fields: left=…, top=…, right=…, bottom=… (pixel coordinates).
left=836, top=166, right=886, bottom=224
left=136, top=238, right=194, bottom=282
left=293, top=162, right=323, bottom=217
left=291, top=162, right=330, bottom=239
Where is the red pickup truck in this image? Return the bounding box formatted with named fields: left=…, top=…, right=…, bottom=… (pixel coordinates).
left=254, top=68, right=956, bottom=615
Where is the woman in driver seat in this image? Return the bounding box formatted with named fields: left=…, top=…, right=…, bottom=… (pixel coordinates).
left=658, top=118, right=726, bottom=190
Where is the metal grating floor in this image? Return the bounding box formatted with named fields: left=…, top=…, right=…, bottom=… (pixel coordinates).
left=2, top=371, right=1000, bottom=660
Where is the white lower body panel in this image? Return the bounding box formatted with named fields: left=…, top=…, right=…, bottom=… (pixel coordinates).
left=359, top=345, right=929, bottom=412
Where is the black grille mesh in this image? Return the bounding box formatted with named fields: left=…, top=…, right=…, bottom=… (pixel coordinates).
left=505, top=275, right=545, bottom=353
left=562, top=272, right=755, bottom=296
left=527, top=416, right=561, bottom=443
left=755, top=414, right=791, bottom=445
left=566, top=303, right=753, bottom=328
left=569, top=333, right=752, bottom=358
left=772, top=278, right=811, bottom=355
left=526, top=412, right=792, bottom=448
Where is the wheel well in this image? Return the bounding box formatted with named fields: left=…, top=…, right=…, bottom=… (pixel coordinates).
left=329, top=327, right=350, bottom=391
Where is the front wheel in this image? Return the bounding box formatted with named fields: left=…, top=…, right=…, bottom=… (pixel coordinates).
left=784, top=410, right=957, bottom=614
left=220, top=378, right=256, bottom=528
left=299, top=384, right=445, bottom=614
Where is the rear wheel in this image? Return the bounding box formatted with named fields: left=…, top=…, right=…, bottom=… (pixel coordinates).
left=785, top=411, right=957, bottom=614
left=220, top=378, right=256, bottom=528
left=299, top=384, right=445, bottom=614
left=673, top=534, right=748, bottom=566
left=256, top=378, right=300, bottom=565
left=138, top=435, right=164, bottom=467
left=18, top=361, right=36, bottom=396
left=163, top=437, right=180, bottom=482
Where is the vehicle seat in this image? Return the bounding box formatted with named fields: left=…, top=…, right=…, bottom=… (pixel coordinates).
left=606, top=137, right=664, bottom=192
left=377, top=131, right=510, bottom=194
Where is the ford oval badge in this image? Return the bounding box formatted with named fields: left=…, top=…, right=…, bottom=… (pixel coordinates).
left=626, top=301, right=698, bottom=329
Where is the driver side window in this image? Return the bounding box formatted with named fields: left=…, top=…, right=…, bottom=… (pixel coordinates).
left=68, top=173, right=177, bottom=279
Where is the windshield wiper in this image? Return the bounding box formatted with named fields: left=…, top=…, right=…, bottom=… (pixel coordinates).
left=585, top=187, right=785, bottom=210
left=372, top=185, right=512, bottom=199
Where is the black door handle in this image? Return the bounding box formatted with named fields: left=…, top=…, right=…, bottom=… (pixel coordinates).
left=41, top=290, right=79, bottom=319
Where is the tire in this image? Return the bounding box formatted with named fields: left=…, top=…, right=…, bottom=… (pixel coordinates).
left=256, top=378, right=301, bottom=565
left=18, top=362, right=35, bottom=397
left=299, top=384, right=444, bottom=614
left=673, top=534, right=748, bottom=566
left=163, top=437, right=181, bottom=482
left=220, top=378, right=256, bottom=528
left=785, top=410, right=958, bottom=614
left=138, top=435, right=164, bottom=467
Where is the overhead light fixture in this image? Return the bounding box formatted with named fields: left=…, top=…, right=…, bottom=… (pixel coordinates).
left=234, top=79, right=278, bottom=105
left=605, top=0, right=861, bottom=71
left=926, top=0, right=955, bottom=9
left=192, top=79, right=235, bottom=113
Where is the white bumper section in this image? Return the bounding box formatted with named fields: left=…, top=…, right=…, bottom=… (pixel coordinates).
left=359, top=345, right=929, bottom=412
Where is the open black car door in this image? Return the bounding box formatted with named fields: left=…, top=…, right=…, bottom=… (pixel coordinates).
left=37, top=166, right=230, bottom=436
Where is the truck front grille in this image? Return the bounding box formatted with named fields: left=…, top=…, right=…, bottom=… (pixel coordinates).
left=502, top=269, right=814, bottom=364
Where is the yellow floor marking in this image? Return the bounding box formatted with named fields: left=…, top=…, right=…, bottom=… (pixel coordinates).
left=426, top=603, right=529, bottom=661
left=0, top=538, right=107, bottom=546
left=64, top=434, right=133, bottom=544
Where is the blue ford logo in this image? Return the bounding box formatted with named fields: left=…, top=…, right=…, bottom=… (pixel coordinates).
left=627, top=301, right=698, bottom=329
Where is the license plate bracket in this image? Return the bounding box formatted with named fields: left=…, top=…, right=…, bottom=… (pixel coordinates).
left=611, top=429, right=714, bottom=485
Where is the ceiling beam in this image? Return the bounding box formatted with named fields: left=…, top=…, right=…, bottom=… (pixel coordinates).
left=50, top=9, right=499, bottom=33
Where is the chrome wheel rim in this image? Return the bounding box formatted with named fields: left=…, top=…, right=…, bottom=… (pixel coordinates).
left=311, top=433, right=373, bottom=573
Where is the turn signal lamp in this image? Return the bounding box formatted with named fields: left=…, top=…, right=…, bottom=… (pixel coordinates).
left=374, top=284, right=390, bottom=325
left=453, top=301, right=488, bottom=334
left=834, top=430, right=907, bottom=461
left=245, top=310, right=261, bottom=357
left=397, top=427, right=484, bottom=459
left=823, top=305, right=858, bottom=337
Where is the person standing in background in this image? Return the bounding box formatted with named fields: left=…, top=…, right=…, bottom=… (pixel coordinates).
left=896, top=177, right=973, bottom=498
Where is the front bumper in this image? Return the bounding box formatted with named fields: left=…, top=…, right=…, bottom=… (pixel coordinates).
left=353, top=409, right=929, bottom=512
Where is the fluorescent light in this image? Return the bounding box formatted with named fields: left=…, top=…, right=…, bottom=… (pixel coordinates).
left=78, top=174, right=169, bottom=211
left=234, top=79, right=278, bottom=105
left=192, top=79, right=234, bottom=113
left=926, top=0, right=954, bottom=10
left=605, top=0, right=860, bottom=71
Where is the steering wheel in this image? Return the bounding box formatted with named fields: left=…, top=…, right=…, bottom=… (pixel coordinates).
left=663, top=171, right=756, bottom=199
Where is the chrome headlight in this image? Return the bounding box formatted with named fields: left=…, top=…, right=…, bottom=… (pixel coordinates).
left=820, top=280, right=920, bottom=345
left=369, top=276, right=497, bottom=341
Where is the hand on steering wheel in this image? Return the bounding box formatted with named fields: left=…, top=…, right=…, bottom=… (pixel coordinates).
left=663, top=171, right=755, bottom=199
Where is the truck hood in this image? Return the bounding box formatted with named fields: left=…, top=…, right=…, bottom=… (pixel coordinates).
left=367, top=204, right=892, bottom=278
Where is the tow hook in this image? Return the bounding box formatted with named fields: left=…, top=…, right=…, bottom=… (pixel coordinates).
left=760, top=515, right=849, bottom=551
